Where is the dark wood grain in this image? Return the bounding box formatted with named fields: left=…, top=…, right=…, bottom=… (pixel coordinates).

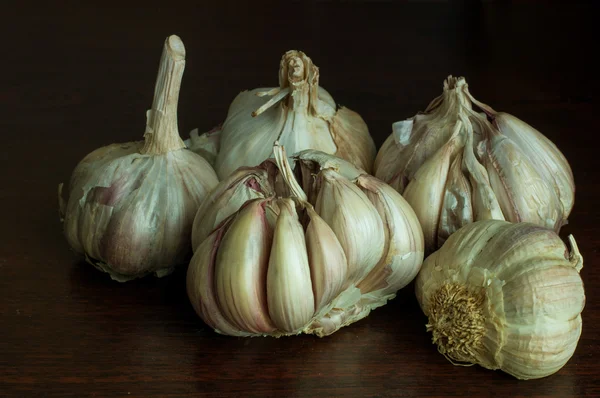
left=1, top=1, right=598, bottom=397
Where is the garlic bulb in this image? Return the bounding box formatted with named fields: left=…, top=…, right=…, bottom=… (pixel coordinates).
left=58, top=35, right=219, bottom=282
left=415, top=220, right=585, bottom=380
left=191, top=50, right=377, bottom=179
left=374, top=76, right=575, bottom=252
left=187, top=144, right=423, bottom=337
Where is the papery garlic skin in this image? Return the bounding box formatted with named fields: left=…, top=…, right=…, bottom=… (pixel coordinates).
left=59, top=35, right=218, bottom=281
left=415, top=220, right=585, bottom=380
left=196, top=50, right=376, bottom=179
left=374, top=76, right=575, bottom=252
left=187, top=146, right=423, bottom=337
left=191, top=167, right=273, bottom=249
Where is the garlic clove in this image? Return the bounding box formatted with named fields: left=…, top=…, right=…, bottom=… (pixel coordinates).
left=305, top=205, right=348, bottom=312
left=437, top=151, right=473, bottom=246
left=266, top=199, right=315, bottom=333
left=314, top=169, right=385, bottom=285
left=461, top=120, right=505, bottom=222
left=373, top=133, right=406, bottom=192
left=402, top=125, right=460, bottom=252
left=463, top=87, right=575, bottom=224
left=187, top=218, right=251, bottom=337
left=214, top=199, right=276, bottom=334
left=494, top=113, right=574, bottom=223
left=484, top=129, right=561, bottom=230
left=356, top=175, right=424, bottom=296
left=191, top=167, right=272, bottom=250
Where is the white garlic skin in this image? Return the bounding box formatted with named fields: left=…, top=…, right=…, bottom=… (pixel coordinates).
left=61, top=143, right=218, bottom=281
left=187, top=149, right=424, bottom=337
left=200, top=50, right=376, bottom=179
left=374, top=76, right=575, bottom=252
left=415, top=220, right=585, bottom=380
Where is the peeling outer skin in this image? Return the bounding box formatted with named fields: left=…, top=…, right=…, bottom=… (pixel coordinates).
left=374, top=76, right=472, bottom=194
left=184, top=125, right=222, bottom=166
left=187, top=216, right=251, bottom=337
left=437, top=151, right=473, bottom=246
left=304, top=285, right=364, bottom=337
left=294, top=149, right=366, bottom=180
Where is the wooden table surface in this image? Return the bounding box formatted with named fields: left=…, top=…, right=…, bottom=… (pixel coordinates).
left=2, top=1, right=598, bottom=397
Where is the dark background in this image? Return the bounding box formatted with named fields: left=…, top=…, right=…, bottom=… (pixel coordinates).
left=1, top=1, right=598, bottom=397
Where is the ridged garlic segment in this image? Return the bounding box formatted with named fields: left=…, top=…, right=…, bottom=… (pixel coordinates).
left=58, top=35, right=219, bottom=282
left=415, top=220, right=585, bottom=380
left=374, top=76, right=575, bottom=253
left=187, top=145, right=424, bottom=337
left=188, top=50, right=377, bottom=179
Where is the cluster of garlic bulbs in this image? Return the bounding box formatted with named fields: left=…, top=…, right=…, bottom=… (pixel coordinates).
left=415, top=220, right=585, bottom=380
left=59, top=36, right=218, bottom=281
left=57, top=35, right=586, bottom=381
left=188, top=50, right=377, bottom=179
left=374, top=76, right=575, bottom=252
left=186, top=144, right=424, bottom=337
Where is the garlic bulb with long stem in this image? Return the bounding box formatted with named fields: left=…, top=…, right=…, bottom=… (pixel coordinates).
left=58, top=35, right=219, bottom=282
left=187, top=144, right=424, bottom=337
left=415, top=220, right=585, bottom=380
left=374, top=76, right=575, bottom=252
left=190, top=50, right=377, bottom=179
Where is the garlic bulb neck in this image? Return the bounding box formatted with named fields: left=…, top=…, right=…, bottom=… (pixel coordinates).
left=426, top=283, right=486, bottom=364
left=253, top=50, right=319, bottom=118
left=280, top=50, right=319, bottom=115
left=426, top=75, right=473, bottom=118
left=141, top=35, right=187, bottom=155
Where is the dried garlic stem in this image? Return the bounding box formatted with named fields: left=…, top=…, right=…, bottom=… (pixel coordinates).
left=252, top=87, right=291, bottom=117
left=273, top=143, right=308, bottom=202
left=141, top=35, right=187, bottom=155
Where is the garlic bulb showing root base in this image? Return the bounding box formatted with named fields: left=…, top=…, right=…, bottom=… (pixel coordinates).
left=187, top=144, right=424, bottom=337
left=191, top=50, right=377, bottom=179
left=415, top=220, right=585, bottom=380
left=58, top=35, right=219, bottom=282
left=374, top=76, right=575, bottom=252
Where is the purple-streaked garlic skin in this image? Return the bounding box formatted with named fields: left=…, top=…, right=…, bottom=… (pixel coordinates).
left=188, top=147, right=424, bottom=337
left=62, top=147, right=218, bottom=281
